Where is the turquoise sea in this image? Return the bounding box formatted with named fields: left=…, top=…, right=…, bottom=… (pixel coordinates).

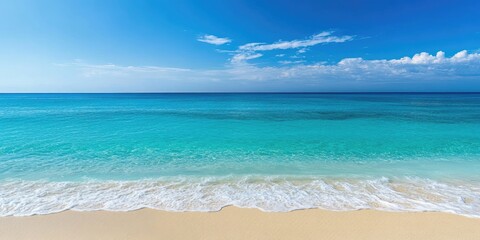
left=0, top=93, right=479, bottom=216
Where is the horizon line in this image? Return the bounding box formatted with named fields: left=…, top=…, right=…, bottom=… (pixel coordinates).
left=1, top=92, right=480, bottom=94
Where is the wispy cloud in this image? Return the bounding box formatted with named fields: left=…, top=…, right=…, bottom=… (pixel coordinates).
left=197, top=34, right=232, bottom=45
left=279, top=60, right=306, bottom=65
left=63, top=60, right=191, bottom=78
left=230, top=31, right=353, bottom=63
left=231, top=53, right=263, bottom=63
left=239, top=32, right=352, bottom=51
left=297, top=48, right=307, bottom=54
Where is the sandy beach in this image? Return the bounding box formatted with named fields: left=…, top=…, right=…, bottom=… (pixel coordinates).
left=1, top=207, right=479, bottom=240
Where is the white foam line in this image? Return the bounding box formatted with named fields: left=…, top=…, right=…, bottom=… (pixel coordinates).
left=0, top=176, right=479, bottom=217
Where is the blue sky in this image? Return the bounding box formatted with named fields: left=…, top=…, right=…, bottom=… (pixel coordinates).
left=1, top=0, right=480, bottom=92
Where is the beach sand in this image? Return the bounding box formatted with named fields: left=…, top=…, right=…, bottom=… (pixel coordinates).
left=1, top=207, right=479, bottom=240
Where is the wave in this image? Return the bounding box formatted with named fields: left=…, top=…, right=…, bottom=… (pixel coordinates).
left=0, top=176, right=479, bottom=217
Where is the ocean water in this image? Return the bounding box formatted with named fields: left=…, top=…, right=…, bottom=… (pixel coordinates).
left=0, top=93, right=479, bottom=217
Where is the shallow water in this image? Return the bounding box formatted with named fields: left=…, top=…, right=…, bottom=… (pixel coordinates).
left=1, top=93, right=479, bottom=216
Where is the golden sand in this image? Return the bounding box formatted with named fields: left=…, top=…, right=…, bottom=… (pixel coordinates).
left=1, top=207, right=479, bottom=240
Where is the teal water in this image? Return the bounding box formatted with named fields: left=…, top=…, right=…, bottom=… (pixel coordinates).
left=1, top=93, right=479, bottom=216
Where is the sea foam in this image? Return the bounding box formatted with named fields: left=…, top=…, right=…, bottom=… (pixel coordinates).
left=0, top=176, right=479, bottom=217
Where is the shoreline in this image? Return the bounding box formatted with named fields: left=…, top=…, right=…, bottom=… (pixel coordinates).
left=1, top=207, right=480, bottom=240
left=3, top=205, right=480, bottom=219
left=2, top=176, right=479, bottom=218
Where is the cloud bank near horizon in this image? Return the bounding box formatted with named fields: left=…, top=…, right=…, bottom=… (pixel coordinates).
left=69, top=50, right=480, bottom=85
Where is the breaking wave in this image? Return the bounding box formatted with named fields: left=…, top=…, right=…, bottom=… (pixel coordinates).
left=1, top=176, right=479, bottom=217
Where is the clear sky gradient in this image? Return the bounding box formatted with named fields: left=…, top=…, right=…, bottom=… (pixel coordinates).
left=1, top=0, right=480, bottom=92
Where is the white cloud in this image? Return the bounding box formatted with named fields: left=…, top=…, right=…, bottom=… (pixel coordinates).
left=238, top=31, right=352, bottom=51
left=231, top=31, right=352, bottom=63
left=70, top=50, right=480, bottom=87
left=297, top=48, right=307, bottom=54
left=197, top=34, right=231, bottom=45
left=231, top=53, right=263, bottom=64
left=279, top=60, right=305, bottom=65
